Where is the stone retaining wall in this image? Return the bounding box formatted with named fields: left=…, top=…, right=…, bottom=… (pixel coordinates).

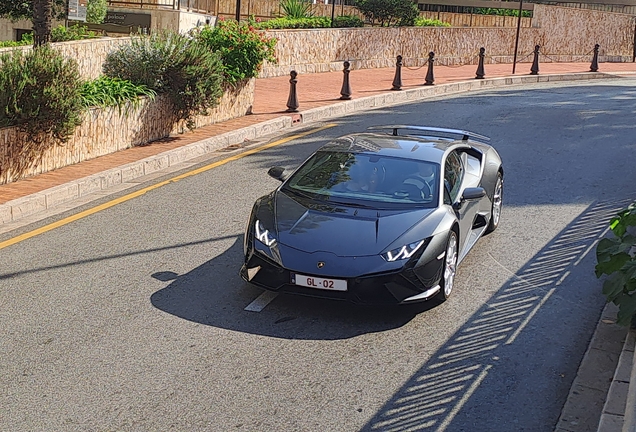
left=0, top=37, right=131, bottom=81
left=259, top=4, right=636, bottom=77
left=0, top=79, right=254, bottom=185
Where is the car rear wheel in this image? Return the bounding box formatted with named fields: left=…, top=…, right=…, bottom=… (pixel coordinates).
left=436, top=231, right=458, bottom=302
left=486, top=174, right=503, bottom=233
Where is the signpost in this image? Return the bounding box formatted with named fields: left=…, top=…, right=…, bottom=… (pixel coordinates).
left=68, top=0, right=87, bottom=22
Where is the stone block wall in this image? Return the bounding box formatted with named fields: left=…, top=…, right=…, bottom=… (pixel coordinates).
left=259, top=4, right=636, bottom=77
left=0, top=37, right=132, bottom=80
left=0, top=79, right=254, bottom=185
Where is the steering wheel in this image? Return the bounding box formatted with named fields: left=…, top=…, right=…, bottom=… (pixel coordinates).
left=402, top=175, right=433, bottom=198
left=392, top=183, right=427, bottom=201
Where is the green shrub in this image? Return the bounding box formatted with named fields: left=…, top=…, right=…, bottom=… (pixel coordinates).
left=475, top=8, right=532, bottom=17
left=194, top=20, right=276, bottom=85
left=332, top=15, right=365, bottom=28
left=0, top=40, right=29, bottom=48
left=79, top=76, right=156, bottom=111
left=103, top=31, right=224, bottom=127
left=0, top=45, right=82, bottom=141
left=414, top=17, right=451, bottom=27
left=254, top=16, right=331, bottom=29
left=51, top=24, right=99, bottom=42
left=280, top=0, right=314, bottom=19
left=86, top=0, right=107, bottom=24
left=0, top=32, right=33, bottom=48
left=355, top=0, right=419, bottom=26
left=595, top=203, right=636, bottom=326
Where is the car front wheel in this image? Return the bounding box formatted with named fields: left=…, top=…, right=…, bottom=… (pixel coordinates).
left=486, top=174, right=503, bottom=233
left=436, top=230, right=458, bottom=302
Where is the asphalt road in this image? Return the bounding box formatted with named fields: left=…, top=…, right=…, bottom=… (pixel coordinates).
left=2, top=79, right=636, bottom=432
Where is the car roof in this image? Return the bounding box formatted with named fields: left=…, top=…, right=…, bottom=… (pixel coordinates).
left=318, top=132, right=470, bottom=164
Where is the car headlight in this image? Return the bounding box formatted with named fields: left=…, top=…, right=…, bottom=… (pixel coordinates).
left=382, top=240, right=426, bottom=262
left=255, top=220, right=277, bottom=247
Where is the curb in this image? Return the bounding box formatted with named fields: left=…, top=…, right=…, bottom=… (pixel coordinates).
left=0, top=71, right=623, bottom=228
left=624, top=333, right=636, bottom=432
left=597, top=328, right=635, bottom=432
left=554, top=302, right=631, bottom=432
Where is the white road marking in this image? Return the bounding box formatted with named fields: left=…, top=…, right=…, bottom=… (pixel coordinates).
left=244, top=290, right=279, bottom=312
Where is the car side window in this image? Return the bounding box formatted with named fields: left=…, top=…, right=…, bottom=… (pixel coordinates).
left=444, top=151, right=464, bottom=204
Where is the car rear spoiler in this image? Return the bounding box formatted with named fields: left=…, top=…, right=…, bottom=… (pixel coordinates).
left=367, top=125, right=490, bottom=142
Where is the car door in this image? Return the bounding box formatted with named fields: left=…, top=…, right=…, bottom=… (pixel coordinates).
left=444, top=150, right=479, bottom=255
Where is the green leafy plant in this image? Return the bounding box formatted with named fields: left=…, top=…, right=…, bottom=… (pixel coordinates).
left=355, top=0, right=419, bottom=27
left=103, top=31, right=224, bottom=128
left=194, top=20, right=276, bottom=85
left=475, top=8, right=531, bottom=17
left=595, top=202, right=636, bottom=326
left=414, top=17, right=451, bottom=27
left=0, top=39, right=30, bottom=48
left=86, top=0, right=107, bottom=24
left=280, top=0, right=314, bottom=19
left=254, top=16, right=331, bottom=29
left=332, top=15, right=364, bottom=28
left=51, top=24, right=99, bottom=42
left=0, top=46, right=83, bottom=179
left=79, top=76, right=156, bottom=111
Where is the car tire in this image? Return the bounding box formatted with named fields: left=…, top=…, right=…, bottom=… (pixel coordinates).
left=486, top=173, right=503, bottom=234
left=436, top=230, right=458, bottom=302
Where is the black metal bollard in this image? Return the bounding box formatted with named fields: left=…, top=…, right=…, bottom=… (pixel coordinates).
left=391, top=55, right=403, bottom=91
left=424, top=52, right=435, bottom=86
left=340, top=61, right=352, bottom=100
left=590, top=44, right=600, bottom=72
left=475, top=47, right=485, bottom=79
left=286, top=70, right=299, bottom=112
left=530, top=45, right=540, bottom=75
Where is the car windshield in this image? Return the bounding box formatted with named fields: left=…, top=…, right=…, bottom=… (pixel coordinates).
left=283, top=151, right=440, bottom=208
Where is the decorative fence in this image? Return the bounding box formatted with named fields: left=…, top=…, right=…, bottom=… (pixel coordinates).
left=106, top=0, right=363, bottom=19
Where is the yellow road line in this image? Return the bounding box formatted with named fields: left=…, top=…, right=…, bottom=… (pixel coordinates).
left=0, top=124, right=336, bottom=251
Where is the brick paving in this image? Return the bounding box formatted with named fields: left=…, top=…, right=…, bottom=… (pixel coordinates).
left=1, top=61, right=635, bottom=206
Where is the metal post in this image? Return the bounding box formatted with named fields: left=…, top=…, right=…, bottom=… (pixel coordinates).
left=424, top=52, right=435, bottom=85
left=235, top=0, right=241, bottom=21
left=286, top=71, right=299, bottom=112
left=331, top=0, right=336, bottom=27
left=590, top=44, right=599, bottom=72
left=340, top=61, right=352, bottom=100
left=391, top=55, right=403, bottom=90
left=530, top=45, right=540, bottom=75
left=512, top=0, right=523, bottom=74
left=475, top=47, right=485, bottom=79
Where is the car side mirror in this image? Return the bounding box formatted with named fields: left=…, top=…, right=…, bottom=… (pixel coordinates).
left=462, top=187, right=486, bottom=201
left=453, top=187, right=486, bottom=211
left=268, top=166, right=287, bottom=182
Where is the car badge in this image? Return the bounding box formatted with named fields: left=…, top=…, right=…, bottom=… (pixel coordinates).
left=317, top=261, right=325, bottom=269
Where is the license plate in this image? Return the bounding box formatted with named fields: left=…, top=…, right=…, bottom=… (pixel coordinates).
left=292, top=273, right=347, bottom=291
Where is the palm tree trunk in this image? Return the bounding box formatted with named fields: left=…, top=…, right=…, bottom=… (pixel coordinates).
left=33, top=0, right=53, bottom=47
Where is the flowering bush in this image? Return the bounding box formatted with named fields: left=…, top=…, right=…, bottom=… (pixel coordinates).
left=194, top=20, right=277, bottom=85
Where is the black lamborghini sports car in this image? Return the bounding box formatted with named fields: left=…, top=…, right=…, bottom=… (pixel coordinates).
left=240, top=125, right=504, bottom=304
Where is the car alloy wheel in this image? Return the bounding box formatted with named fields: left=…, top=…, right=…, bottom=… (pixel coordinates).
left=437, top=231, right=458, bottom=301
left=487, top=174, right=503, bottom=233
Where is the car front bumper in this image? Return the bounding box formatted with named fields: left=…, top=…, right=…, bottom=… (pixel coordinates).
left=240, top=237, right=447, bottom=305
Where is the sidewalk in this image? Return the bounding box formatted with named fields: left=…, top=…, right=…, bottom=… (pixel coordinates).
left=1, top=61, right=635, bottom=209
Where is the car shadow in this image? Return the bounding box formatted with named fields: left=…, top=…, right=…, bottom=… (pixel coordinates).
left=150, top=235, right=439, bottom=340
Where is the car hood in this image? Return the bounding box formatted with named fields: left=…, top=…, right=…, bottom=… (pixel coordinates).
left=260, top=191, right=435, bottom=256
